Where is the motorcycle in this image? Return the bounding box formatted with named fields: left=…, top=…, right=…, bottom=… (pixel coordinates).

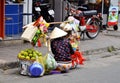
left=64, top=0, right=102, bottom=40
left=33, top=1, right=54, bottom=26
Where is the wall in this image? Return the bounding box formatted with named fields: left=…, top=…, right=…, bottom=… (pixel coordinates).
left=23, top=0, right=33, bottom=25
left=54, top=0, right=67, bottom=22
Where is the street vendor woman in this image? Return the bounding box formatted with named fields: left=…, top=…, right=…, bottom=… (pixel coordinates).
left=50, top=27, right=74, bottom=61
left=49, top=27, right=75, bottom=72
left=49, top=27, right=85, bottom=72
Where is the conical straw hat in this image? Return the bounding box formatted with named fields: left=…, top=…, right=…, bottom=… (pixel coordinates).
left=50, top=27, right=67, bottom=39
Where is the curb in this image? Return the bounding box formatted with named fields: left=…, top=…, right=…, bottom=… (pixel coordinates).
left=0, top=39, right=23, bottom=47
left=83, top=45, right=116, bottom=56
left=0, top=45, right=118, bottom=70
left=0, top=61, right=19, bottom=70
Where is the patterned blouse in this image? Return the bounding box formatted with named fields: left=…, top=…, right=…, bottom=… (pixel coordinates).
left=51, top=37, right=74, bottom=61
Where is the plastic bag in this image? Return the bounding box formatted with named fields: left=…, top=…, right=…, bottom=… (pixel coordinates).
left=44, top=53, right=58, bottom=71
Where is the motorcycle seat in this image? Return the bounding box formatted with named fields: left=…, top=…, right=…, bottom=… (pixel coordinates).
left=83, top=10, right=97, bottom=16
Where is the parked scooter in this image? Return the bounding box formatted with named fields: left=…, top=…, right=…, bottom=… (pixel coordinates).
left=64, top=0, right=102, bottom=40
left=33, top=1, right=54, bottom=25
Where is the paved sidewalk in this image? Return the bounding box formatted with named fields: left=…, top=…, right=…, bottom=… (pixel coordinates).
left=0, top=30, right=120, bottom=70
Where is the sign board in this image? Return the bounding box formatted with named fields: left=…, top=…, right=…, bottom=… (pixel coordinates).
left=107, top=6, right=119, bottom=26
left=110, top=0, right=118, bottom=6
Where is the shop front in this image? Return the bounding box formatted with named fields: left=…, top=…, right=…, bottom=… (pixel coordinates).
left=2, top=0, right=120, bottom=40
left=4, top=0, right=54, bottom=40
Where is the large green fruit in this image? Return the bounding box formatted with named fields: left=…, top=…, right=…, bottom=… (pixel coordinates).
left=24, top=51, right=28, bottom=56
left=17, top=53, right=21, bottom=59
left=29, top=54, right=33, bottom=57
left=20, top=51, right=25, bottom=55
left=31, top=57, right=36, bottom=61
left=19, top=55, right=25, bottom=59
left=26, top=56, right=30, bottom=60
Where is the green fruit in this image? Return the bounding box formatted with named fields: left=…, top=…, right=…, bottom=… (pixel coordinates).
left=24, top=51, right=28, bottom=56
left=31, top=57, right=36, bottom=61
left=26, top=56, right=30, bottom=60
left=33, top=51, right=36, bottom=54
left=33, top=54, right=37, bottom=58
left=17, top=49, right=43, bottom=60
left=17, top=53, right=21, bottom=59
left=29, top=54, right=33, bottom=57
left=20, top=51, right=25, bottom=55
left=38, top=52, right=42, bottom=56
left=19, top=55, right=25, bottom=59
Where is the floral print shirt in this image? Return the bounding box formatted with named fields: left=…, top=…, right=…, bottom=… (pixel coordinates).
left=51, top=37, right=74, bottom=61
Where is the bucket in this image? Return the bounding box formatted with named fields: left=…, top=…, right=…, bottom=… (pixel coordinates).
left=29, top=62, right=44, bottom=77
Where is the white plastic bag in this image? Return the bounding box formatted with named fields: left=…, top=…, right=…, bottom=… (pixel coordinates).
left=44, top=53, right=58, bottom=70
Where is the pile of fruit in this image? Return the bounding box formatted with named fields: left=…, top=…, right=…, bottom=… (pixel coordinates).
left=17, top=48, right=42, bottom=61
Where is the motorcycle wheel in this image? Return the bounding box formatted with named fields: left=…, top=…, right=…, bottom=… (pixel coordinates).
left=86, top=19, right=100, bottom=39
left=113, top=25, right=118, bottom=31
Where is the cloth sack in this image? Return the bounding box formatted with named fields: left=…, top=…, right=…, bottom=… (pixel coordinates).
left=21, top=25, right=38, bottom=42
